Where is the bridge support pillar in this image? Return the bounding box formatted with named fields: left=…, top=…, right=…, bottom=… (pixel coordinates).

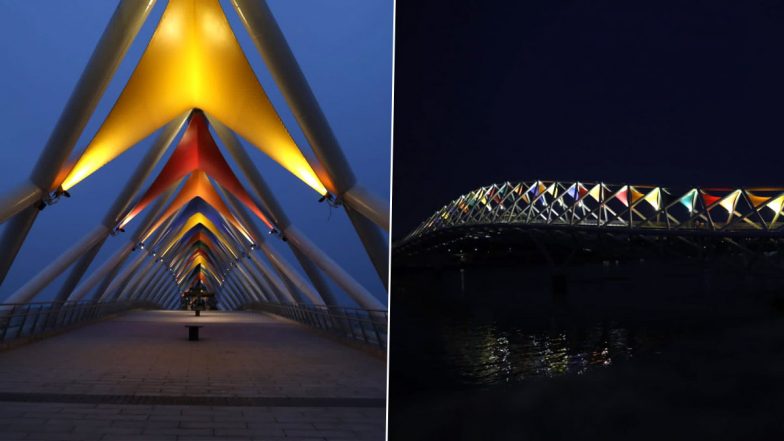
left=231, top=2, right=391, bottom=221
left=4, top=225, right=110, bottom=304
left=284, top=226, right=385, bottom=311
left=0, top=0, right=156, bottom=287
left=54, top=114, right=188, bottom=303
left=249, top=254, right=296, bottom=304
left=83, top=188, right=177, bottom=302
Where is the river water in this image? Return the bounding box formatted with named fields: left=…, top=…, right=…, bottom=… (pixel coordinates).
left=389, top=264, right=784, bottom=440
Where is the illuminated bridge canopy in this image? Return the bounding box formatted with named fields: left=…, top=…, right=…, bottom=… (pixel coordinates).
left=407, top=180, right=784, bottom=241
left=0, top=0, right=388, bottom=314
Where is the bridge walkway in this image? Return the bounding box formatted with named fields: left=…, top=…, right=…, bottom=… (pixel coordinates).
left=0, top=310, right=385, bottom=440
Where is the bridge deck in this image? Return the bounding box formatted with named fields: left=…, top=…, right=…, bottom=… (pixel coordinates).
left=0, top=310, right=385, bottom=440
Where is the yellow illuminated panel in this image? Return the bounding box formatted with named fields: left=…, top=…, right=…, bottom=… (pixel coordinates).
left=178, top=259, right=213, bottom=284
left=719, top=190, right=740, bottom=213
left=182, top=253, right=218, bottom=276
left=178, top=257, right=219, bottom=282
left=643, top=188, right=661, bottom=210
left=767, top=194, right=784, bottom=214
left=160, top=212, right=237, bottom=258
left=60, top=0, right=326, bottom=195
left=587, top=185, right=601, bottom=201
left=184, top=232, right=222, bottom=257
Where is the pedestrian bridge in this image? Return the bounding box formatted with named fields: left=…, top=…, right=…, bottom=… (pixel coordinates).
left=396, top=180, right=784, bottom=265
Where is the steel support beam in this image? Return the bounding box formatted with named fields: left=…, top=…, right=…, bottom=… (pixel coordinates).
left=343, top=186, right=390, bottom=232
left=0, top=183, right=42, bottom=224
left=87, top=186, right=177, bottom=302
left=210, top=117, right=341, bottom=304
left=221, top=181, right=383, bottom=309
left=131, top=265, right=163, bottom=302
left=230, top=0, right=389, bottom=226
left=118, top=257, right=156, bottom=300
left=4, top=225, right=110, bottom=304
left=231, top=0, right=389, bottom=287
left=100, top=203, right=174, bottom=302
left=162, top=284, right=179, bottom=309
left=100, top=251, right=147, bottom=302
left=149, top=273, right=173, bottom=306
left=140, top=265, right=166, bottom=300
left=213, top=184, right=323, bottom=305
left=55, top=241, right=104, bottom=301
left=68, top=242, right=133, bottom=302
left=231, top=267, right=260, bottom=303
left=343, top=206, right=389, bottom=289
left=237, top=262, right=269, bottom=302
left=0, top=0, right=156, bottom=286
left=232, top=266, right=259, bottom=303
left=285, top=226, right=385, bottom=310
left=243, top=258, right=279, bottom=303
left=231, top=274, right=255, bottom=306
left=165, top=288, right=180, bottom=310
left=154, top=272, right=176, bottom=307
left=54, top=114, right=188, bottom=302
left=140, top=268, right=166, bottom=304
left=223, top=280, right=242, bottom=309
left=249, top=253, right=295, bottom=304
left=139, top=261, right=165, bottom=295
left=258, top=242, right=321, bottom=305
left=217, top=286, right=233, bottom=309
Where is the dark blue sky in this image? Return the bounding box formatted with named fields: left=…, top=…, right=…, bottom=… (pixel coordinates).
left=0, top=0, right=392, bottom=304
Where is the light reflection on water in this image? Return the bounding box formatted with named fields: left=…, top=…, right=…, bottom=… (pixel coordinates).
left=434, top=321, right=636, bottom=386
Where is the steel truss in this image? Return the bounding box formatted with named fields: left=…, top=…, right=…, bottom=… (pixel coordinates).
left=397, top=181, right=784, bottom=268
left=407, top=180, right=784, bottom=240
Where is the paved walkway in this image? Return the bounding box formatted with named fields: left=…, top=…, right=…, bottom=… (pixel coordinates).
left=0, top=310, right=386, bottom=440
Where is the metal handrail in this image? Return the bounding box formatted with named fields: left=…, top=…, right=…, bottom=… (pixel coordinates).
left=0, top=300, right=154, bottom=344
left=246, top=302, right=388, bottom=351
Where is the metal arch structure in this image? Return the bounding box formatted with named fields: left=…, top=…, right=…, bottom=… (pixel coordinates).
left=0, top=0, right=388, bottom=314
left=398, top=180, right=784, bottom=261
left=407, top=181, right=784, bottom=237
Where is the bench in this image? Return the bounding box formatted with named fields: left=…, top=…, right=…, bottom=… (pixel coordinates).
left=185, top=325, right=203, bottom=341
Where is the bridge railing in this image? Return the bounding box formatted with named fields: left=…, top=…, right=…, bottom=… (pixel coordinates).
left=0, top=301, right=155, bottom=344
left=246, top=302, right=388, bottom=351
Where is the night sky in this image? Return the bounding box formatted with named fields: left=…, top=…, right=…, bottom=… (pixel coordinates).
left=393, top=0, right=784, bottom=239
left=0, top=0, right=392, bottom=304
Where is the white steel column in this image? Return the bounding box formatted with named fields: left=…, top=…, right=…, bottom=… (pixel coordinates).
left=210, top=117, right=341, bottom=304
left=231, top=0, right=389, bottom=286
left=0, top=0, right=157, bottom=286
left=249, top=254, right=296, bottom=304
left=86, top=186, right=178, bottom=302
left=68, top=241, right=134, bottom=301
left=243, top=258, right=279, bottom=303
left=118, top=256, right=156, bottom=300
left=285, top=226, right=385, bottom=310
left=99, top=251, right=147, bottom=302
left=4, top=225, right=109, bottom=304
left=54, top=113, right=189, bottom=302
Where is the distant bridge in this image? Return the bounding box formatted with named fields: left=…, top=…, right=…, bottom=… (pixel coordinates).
left=395, top=181, right=784, bottom=263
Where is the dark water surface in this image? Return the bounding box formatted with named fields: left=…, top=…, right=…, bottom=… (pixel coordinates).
left=389, top=265, right=784, bottom=440
left=405, top=317, right=659, bottom=387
